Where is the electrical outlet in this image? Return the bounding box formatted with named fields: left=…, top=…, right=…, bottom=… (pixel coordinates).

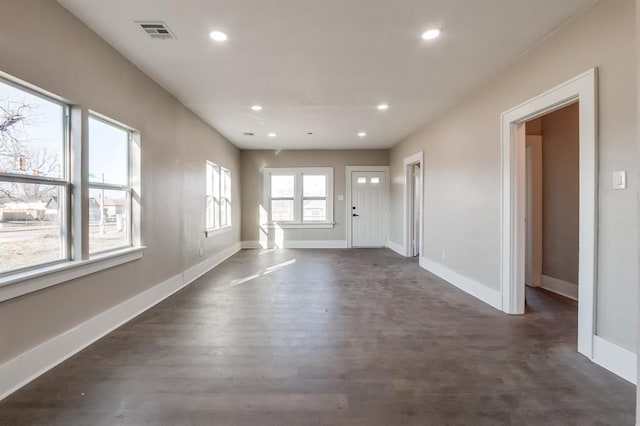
left=441, top=249, right=446, bottom=260
left=198, top=248, right=203, bottom=257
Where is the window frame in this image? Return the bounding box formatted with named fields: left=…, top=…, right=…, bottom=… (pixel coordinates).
left=0, top=72, right=144, bottom=303
left=205, top=161, right=232, bottom=237
left=87, top=113, right=133, bottom=255
left=263, top=167, right=334, bottom=228
left=0, top=76, right=72, bottom=276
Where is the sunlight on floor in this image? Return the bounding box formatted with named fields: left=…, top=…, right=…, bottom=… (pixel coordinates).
left=228, top=258, right=297, bottom=287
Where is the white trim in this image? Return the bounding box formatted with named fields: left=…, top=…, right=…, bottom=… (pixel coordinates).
left=541, top=275, right=578, bottom=301
left=0, top=243, right=241, bottom=402
left=205, top=225, right=232, bottom=238
left=345, top=166, right=390, bottom=248
left=420, top=256, right=502, bottom=310
left=386, top=240, right=405, bottom=256
left=500, top=68, right=597, bottom=359
left=262, top=167, right=334, bottom=225
left=403, top=151, right=424, bottom=258
left=0, top=246, right=145, bottom=303
left=265, top=223, right=335, bottom=229
left=241, top=240, right=347, bottom=249
left=592, top=336, right=637, bottom=384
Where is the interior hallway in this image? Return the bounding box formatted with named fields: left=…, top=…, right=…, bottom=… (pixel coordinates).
left=0, top=249, right=634, bottom=425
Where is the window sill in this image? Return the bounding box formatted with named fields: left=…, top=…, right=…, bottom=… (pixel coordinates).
left=0, top=246, right=146, bottom=303
left=205, top=226, right=232, bottom=238
left=266, top=222, right=335, bottom=229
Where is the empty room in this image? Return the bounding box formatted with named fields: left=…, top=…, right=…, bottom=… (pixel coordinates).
left=0, top=0, right=638, bottom=424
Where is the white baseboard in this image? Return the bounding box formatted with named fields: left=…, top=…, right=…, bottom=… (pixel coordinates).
left=241, top=240, right=347, bottom=249
left=541, top=274, right=578, bottom=300
left=0, top=243, right=241, bottom=401
left=420, top=256, right=502, bottom=310
left=386, top=240, right=406, bottom=256
left=592, top=335, right=637, bottom=384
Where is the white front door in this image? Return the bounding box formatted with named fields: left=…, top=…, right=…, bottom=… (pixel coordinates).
left=351, top=171, right=386, bottom=247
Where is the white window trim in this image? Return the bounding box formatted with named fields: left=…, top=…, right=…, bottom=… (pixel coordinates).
left=205, top=225, right=232, bottom=238
left=263, top=167, right=334, bottom=228
left=205, top=161, right=232, bottom=236
left=0, top=246, right=145, bottom=303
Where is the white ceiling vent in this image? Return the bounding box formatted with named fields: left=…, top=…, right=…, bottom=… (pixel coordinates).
left=136, top=21, right=176, bottom=40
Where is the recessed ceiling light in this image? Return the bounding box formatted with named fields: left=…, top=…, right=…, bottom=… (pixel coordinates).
left=251, top=105, right=263, bottom=111
left=268, top=132, right=277, bottom=138
left=377, top=104, right=389, bottom=111
left=358, top=132, right=367, bottom=137
left=421, top=29, right=441, bottom=40
left=210, top=31, right=228, bottom=41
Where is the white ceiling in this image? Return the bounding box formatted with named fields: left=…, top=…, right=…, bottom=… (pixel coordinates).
left=58, top=0, right=593, bottom=150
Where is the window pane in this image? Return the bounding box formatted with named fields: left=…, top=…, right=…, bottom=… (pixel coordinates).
left=206, top=163, right=213, bottom=196
left=205, top=196, right=214, bottom=229
left=0, top=80, right=65, bottom=179
left=223, top=169, right=231, bottom=200
left=89, top=188, right=129, bottom=253
left=88, top=117, right=129, bottom=185
left=271, top=175, right=294, bottom=198
left=303, top=199, right=327, bottom=222
left=221, top=199, right=228, bottom=226
left=303, top=175, right=326, bottom=197
left=221, top=169, right=231, bottom=227
left=271, top=199, right=294, bottom=221
left=370, top=177, right=380, bottom=184
left=212, top=165, right=220, bottom=199
left=357, top=177, right=366, bottom=184
left=0, top=182, right=65, bottom=273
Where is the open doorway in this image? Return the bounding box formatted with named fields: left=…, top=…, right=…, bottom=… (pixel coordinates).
left=403, top=152, right=424, bottom=258
left=500, top=69, right=597, bottom=359
left=525, top=104, right=579, bottom=302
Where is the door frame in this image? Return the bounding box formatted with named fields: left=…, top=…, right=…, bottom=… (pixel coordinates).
left=403, top=151, right=424, bottom=257
left=345, top=166, right=390, bottom=248
left=525, top=136, right=543, bottom=288
left=500, top=68, right=597, bottom=358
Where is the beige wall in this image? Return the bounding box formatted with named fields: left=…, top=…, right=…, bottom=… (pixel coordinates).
left=390, top=0, right=637, bottom=350
left=541, top=103, right=580, bottom=284
left=636, top=0, right=640, bottom=418
left=0, top=0, right=241, bottom=364
left=241, top=150, right=389, bottom=243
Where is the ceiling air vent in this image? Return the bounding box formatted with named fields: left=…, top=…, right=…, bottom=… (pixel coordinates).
left=243, top=132, right=255, bottom=136
left=137, top=21, right=176, bottom=40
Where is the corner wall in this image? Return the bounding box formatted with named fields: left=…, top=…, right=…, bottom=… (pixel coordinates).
left=0, top=0, right=241, bottom=365
left=390, top=0, right=638, bottom=351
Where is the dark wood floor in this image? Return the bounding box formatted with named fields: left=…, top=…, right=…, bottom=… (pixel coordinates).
left=0, top=249, right=635, bottom=425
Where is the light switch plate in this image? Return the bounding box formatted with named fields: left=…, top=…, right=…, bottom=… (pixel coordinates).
left=613, top=170, right=626, bottom=190
left=338, top=195, right=344, bottom=201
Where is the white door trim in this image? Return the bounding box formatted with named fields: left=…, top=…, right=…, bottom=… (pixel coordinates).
left=403, top=152, right=424, bottom=257
left=500, top=68, right=597, bottom=358
left=345, top=166, right=390, bottom=248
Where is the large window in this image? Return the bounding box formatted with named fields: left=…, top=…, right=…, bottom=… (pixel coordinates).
left=0, top=78, right=69, bottom=274
left=263, top=167, right=333, bottom=227
left=0, top=74, right=140, bottom=285
left=88, top=116, right=132, bottom=254
left=206, top=161, right=231, bottom=236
